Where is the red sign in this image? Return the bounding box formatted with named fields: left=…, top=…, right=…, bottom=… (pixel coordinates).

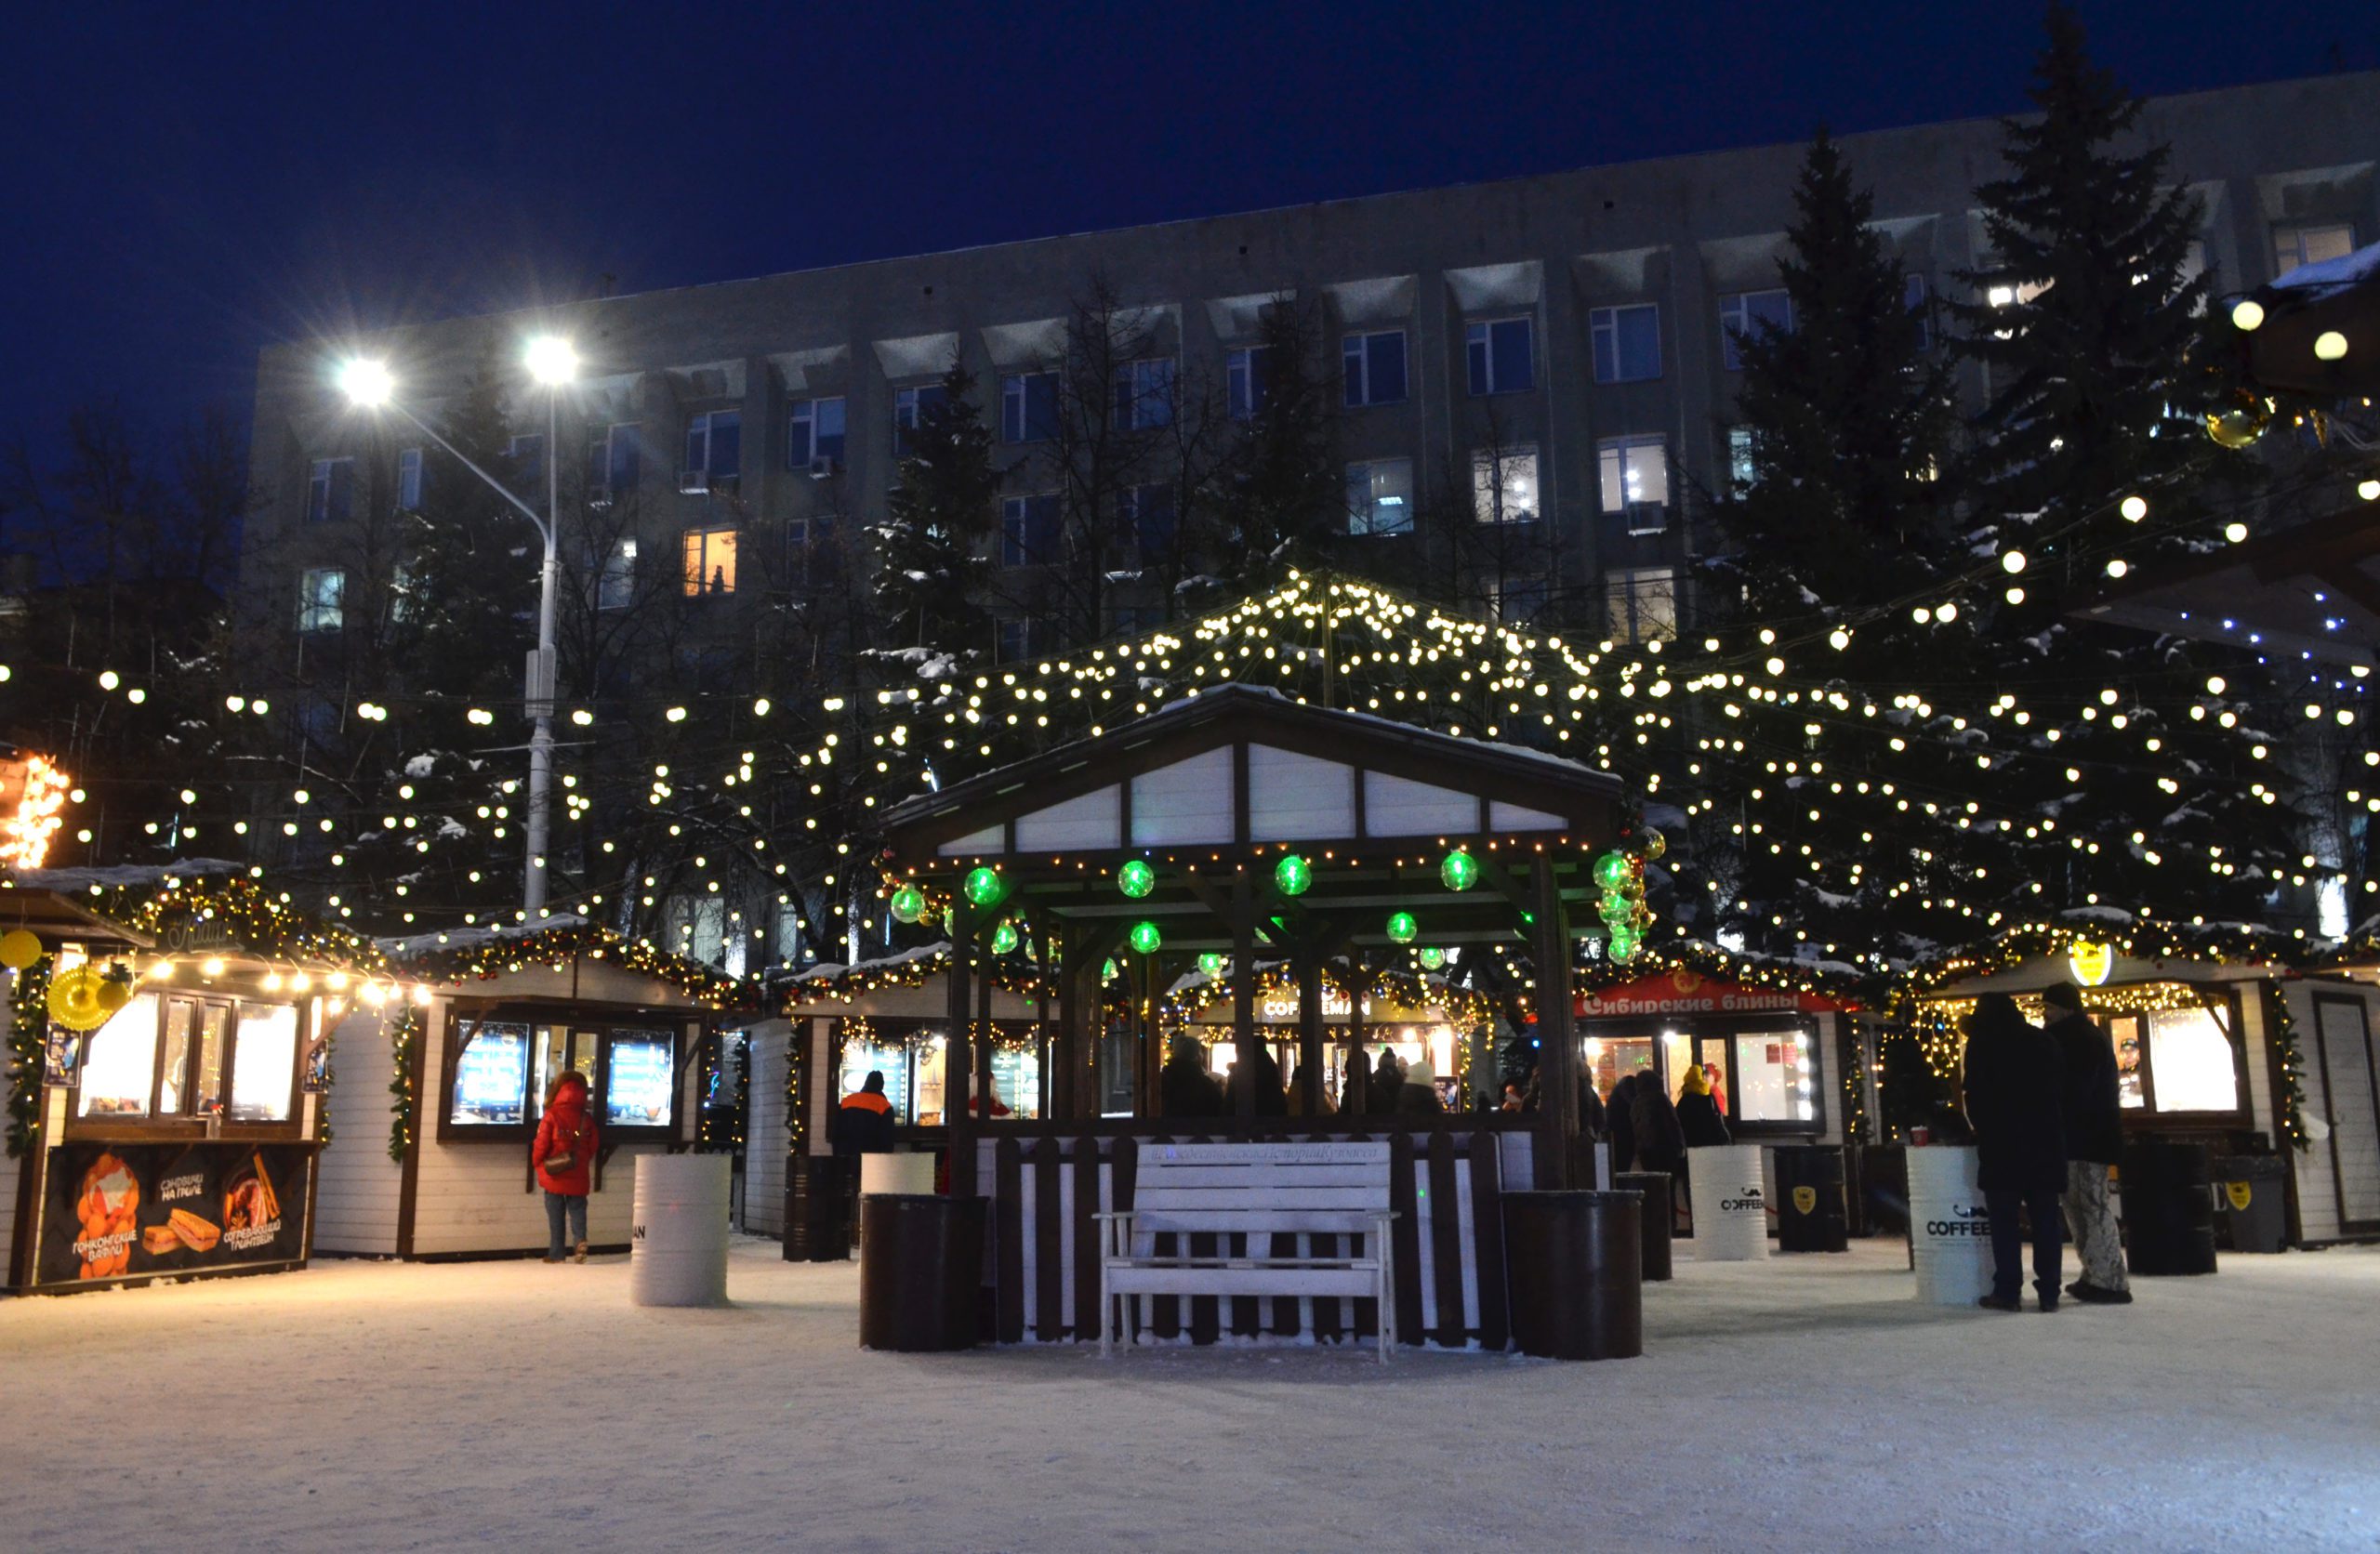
left=1577, top=968, right=1844, bottom=1019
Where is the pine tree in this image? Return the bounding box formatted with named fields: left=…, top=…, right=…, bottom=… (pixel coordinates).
left=1214, top=300, right=1342, bottom=593
left=867, top=359, right=997, bottom=679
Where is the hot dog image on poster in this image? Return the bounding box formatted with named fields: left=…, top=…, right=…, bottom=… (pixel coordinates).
left=38, top=1142, right=309, bottom=1285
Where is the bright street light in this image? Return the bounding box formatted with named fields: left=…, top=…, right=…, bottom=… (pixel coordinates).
left=524, top=336, right=577, bottom=386
left=338, top=358, right=394, bottom=408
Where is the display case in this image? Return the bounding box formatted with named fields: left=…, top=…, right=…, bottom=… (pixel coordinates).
left=2095, top=995, right=2249, bottom=1123
left=437, top=1009, right=686, bottom=1143
left=67, top=989, right=310, bottom=1139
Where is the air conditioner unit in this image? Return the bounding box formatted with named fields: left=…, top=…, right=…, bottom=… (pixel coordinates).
left=677, top=468, right=712, bottom=494
left=808, top=456, right=839, bottom=479
left=1624, top=502, right=1668, bottom=535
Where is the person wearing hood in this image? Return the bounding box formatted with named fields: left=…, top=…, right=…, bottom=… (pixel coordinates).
left=1227, top=1045, right=1289, bottom=1118
left=1676, top=1064, right=1731, bottom=1147
left=1606, top=1073, right=1639, bottom=1174
left=1962, top=992, right=2067, bottom=1312
left=1631, top=1071, right=1687, bottom=1178
left=1160, top=1038, right=1227, bottom=1119
left=1288, top=1063, right=1335, bottom=1116
left=2043, top=981, right=2132, bottom=1306
left=534, top=1070, right=599, bottom=1264
left=1395, top=1054, right=1444, bottom=1119
left=1578, top=1074, right=1607, bottom=1141
left=834, top=1071, right=898, bottom=1157
left=1368, top=1048, right=1406, bottom=1114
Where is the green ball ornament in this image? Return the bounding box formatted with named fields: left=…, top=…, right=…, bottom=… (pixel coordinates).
left=1417, top=947, right=1447, bottom=971
left=963, top=866, right=1006, bottom=908
left=1599, top=889, right=1633, bottom=922
left=990, top=921, right=1019, bottom=955
left=1385, top=911, right=1418, bottom=945
left=1274, top=853, right=1312, bottom=897
left=1439, top=849, right=1478, bottom=892
left=1117, top=860, right=1156, bottom=899
left=889, top=886, right=926, bottom=924
left=1593, top=850, right=1633, bottom=892
left=1102, top=958, right=1119, bottom=981
left=1130, top=920, right=1163, bottom=955
left=1608, top=929, right=1641, bottom=963
left=1197, top=952, right=1225, bottom=978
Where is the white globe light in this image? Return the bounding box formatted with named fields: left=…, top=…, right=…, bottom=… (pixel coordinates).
left=2120, top=495, right=2148, bottom=521
left=2313, top=331, right=2348, bottom=362
left=524, top=336, right=578, bottom=385
left=338, top=358, right=394, bottom=408
left=2229, top=298, right=2265, bottom=332
left=2359, top=481, right=2380, bottom=503
left=2002, top=549, right=2028, bottom=574
left=1936, top=601, right=1958, bottom=624
left=2106, top=559, right=2129, bottom=578
left=2225, top=522, right=2250, bottom=542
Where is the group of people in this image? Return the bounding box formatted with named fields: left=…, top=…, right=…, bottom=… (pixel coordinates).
left=1961, top=982, right=2134, bottom=1312
left=1497, top=1060, right=1732, bottom=1179
left=1158, top=1036, right=1445, bottom=1119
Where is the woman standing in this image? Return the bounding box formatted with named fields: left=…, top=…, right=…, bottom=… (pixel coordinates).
left=1676, top=1065, right=1731, bottom=1147
left=534, top=1070, right=599, bottom=1264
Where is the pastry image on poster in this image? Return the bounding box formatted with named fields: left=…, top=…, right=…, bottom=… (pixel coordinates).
left=73, top=1152, right=140, bottom=1279
left=221, top=1154, right=284, bottom=1251
left=40, top=1142, right=310, bottom=1286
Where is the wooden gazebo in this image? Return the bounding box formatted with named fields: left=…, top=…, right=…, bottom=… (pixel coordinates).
left=877, top=683, right=1627, bottom=1196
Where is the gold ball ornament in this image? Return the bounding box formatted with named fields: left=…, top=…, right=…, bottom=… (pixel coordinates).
left=0, top=928, right=41, bottom=970
left=2204, top=392, right=2272, bottom=451
left=96, top=963, right=135, bottom=1014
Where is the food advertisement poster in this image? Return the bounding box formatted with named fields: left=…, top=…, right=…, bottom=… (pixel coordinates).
left=38, top=1142, right=311, bottom=1285
left=42, top=1023, right=81, bottom=1086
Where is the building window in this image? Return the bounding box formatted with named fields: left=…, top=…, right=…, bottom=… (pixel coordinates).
left=682, top=527, right=738, bottom=597
left=1113, top=358, right=1176, bottom=429
left=598, top=537, right=636, bottom=611
left=1726, top=427, right=1758, bottom=492
left=1498, top=575, right=1549, bottom=625
left=587, top=424, right=640, bottom=504
left=997, top=619, right=1034, bottom=664
left=1001, top=494, right=1060, bottom=568
left=1465, top=317, right=1534, bottom=396
left=1605, top=568, right=1677, bottom=644
left=681, top=411, right=741, bottom=492
left=2098, top=1005, right=2243, bottom=1115
left=1718, top=290, right=1792, bottom=373
left=1000, top=371, right=1057, bottom=444
left=1590, top=304, right=1661, bottom=383
left=2272, top=222, right=2356, bottom=278
left=788, top=396, right=847, bottom=472
left=395, top=447, right=423, bottom=511
left=297, top=568, right=345, bottom=633
left=1226, top=345, right=1274, bottom=421
left=1345, top=458, right=1413, bottom=535
left=1118, top=482, right=1175, bottom=555
left=508, top=433, right=545, bottom=487
left=1472, top=446, right=1540, bottom=524
left=787, top=516, right=838, bottom=589
left=892, top=384, right=947, bottom=458
left=1112, top=604, right=1165, bottom=637
left=1598, top=436, right=1670, bottom=532
left=1903, top=272, right=1933, bottom=351
left=305, top=457, right=353, bottom=524
left=1342, top=329, right=1408, bottom=408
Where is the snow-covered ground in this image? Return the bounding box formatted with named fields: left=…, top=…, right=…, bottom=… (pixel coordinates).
left=4, top=1237, right=2374, bottom=1552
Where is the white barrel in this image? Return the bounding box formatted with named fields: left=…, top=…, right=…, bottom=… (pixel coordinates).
left=1686, top=1143, right=1769, bottom=1261
left=1908, top=1145, right=1994, bottom=1305
left=630, top=1154, right=733, bottom=1308
left=859, top=1152, right=936, bottom=1197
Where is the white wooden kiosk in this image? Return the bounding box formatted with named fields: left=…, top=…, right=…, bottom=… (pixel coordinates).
left=2278, top=959, right=2380, bottom=1245
left=311, top=920, right=732, bottom=1261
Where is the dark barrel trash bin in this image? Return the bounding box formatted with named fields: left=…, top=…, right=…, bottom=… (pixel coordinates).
left=2122, top=1139, right=2216, bottom=1276
left=1615, top=1172, right=1673, bottom=1281
left=858, top=1193, right=987, bottom=1350
left=2212, top=1154, right=2288, bottom=1253
left=1502, top=1190, right=1642, bottom=1361
left=1775, top=1145, right=1849, bottom=1253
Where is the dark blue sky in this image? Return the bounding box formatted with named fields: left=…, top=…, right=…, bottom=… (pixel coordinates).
left=2, top=1, right=2366, bottom=461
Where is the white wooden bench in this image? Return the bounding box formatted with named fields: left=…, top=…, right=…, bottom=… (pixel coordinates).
left=1096, top=1140, right=1397, bottom=1361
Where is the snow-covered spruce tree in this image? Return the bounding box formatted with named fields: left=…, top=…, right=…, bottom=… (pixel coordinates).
left=866, top=359, right=997, bottom=683
left=1212, top=297, right=1343, bottom=599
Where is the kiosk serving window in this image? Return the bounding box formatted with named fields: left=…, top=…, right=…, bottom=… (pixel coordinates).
left=443, top=1013, right=685, bottom=1139
left=2099, top=1001, right=2243, bottom=1117
left=72, top=991, right=306, bottom=1131
left=834, top=1026, right=1043, bottom=1124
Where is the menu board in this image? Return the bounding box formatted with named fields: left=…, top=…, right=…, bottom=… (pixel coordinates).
left=451, top=1024, right=529, bottom=1124
left=605, top=1033, right=675, bottom=1128
left=38, top=1141, right=311, bottom=1285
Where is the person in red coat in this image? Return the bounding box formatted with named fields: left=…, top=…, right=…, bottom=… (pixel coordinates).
left=534, top=1071, right=599, bottom=1263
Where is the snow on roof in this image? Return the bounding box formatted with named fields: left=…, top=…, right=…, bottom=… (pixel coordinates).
left=2270, top=238, right=2380, bottom=297
left=788, top=942, right=950, bottom=982
left=7, top=858, right=244, bottom=894
left=377, top=915, right=594, bottom=959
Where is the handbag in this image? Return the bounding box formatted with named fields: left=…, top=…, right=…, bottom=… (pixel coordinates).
left=543, top=1123, right=586, bottom=1176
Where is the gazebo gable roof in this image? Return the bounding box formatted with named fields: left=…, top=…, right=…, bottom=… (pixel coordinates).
left=881, top=684, right=1620, bottom=867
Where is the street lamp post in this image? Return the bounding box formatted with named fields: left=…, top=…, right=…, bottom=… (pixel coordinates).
left=341, top=340, right=575, bottom=916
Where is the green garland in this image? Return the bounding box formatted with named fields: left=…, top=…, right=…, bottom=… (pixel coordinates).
left=2267, top=987, right=2310, bottom=1152
left=388, top=1006, right=422, bottom=1165
left=6, top=959, right=50, bottom=1159
left=391, top=919, right=739, bottom=1007
left=84, top=874, right=389, bottom=971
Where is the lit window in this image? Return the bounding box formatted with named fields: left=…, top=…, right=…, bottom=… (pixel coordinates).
left=1605, top=567, right=1677, bottom=644
left=892, top=384, right=946, bottom=458
left=1471, top=446, right=1539, bottom=523
left=1726, top=427, right=1758, bottom=491
left=1113, top=358, right=1176, bottom=429
left=1724, top=1029, right=1818, bottom=1123
left=682, top=527, right=738, bottom=597
left=2273, top=222, right=2355, bottom=278
left=1598, top=436, right=1670, bottom=531
left=1226, top=346, right=1274, bottom=420
left=598, top=537, right=636, bottom=611
left=2102, top=1004, right=2243, bottom=1115
left=1465, top=317, right=1534, bottom=395
left=1718, top=290, right=1791, bottom=372
left=1346, top=457, right=1414, bottom=535
left=396, top=447, right=423, bottom=510
left=1000, top=371, right=1057, bottom=443
left=681, top=411, right=740, bottom=491
left=1590, top=304, right=1661, bottom=382
left=788, top=396, right=847, bottom=471
left=1001, top=494, right=1060, bottom=567
left=1342, top=329, right=1408, bottom=408
left=297, top=568, right=345, bottom=633
left=305, top=457, right=353, bottom=524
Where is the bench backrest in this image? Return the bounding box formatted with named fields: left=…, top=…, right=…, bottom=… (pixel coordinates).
left=1130, top=1141, right=1392, bottom=1236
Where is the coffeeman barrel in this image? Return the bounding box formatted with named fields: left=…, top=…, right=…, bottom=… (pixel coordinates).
left=1907, top=1144, right=1993, bottom=1305
left=630, top=1153, right=734, bottom=1308
left=1775, top=1144, right=1849, bottom=1253
left=1686, top=1143, right=1768, bottom=1260
left=1615, top=1171, right=1673, bottom=1281
left=2122, top=1139, right=2217, bottom=1276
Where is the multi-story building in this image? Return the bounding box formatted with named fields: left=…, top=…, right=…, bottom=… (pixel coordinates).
left=241, top=71, right=2376, bottom=666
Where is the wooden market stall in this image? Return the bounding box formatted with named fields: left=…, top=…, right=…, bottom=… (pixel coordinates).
left=4, top=870, right=377, bottom=1295
left=2280, top=954, right=2380, bottom=1245
left=311, top=919, right=736, bottom=1260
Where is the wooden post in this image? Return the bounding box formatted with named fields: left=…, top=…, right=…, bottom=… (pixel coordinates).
left=946, top=901, right=977, bottom=1197
left=1297, top=957, right=1325, bottom=1120
left=975, top=947, right=996, bottom=1120
left=1233, top=873, right=1258, bottom=1133
left=1531, top=859, right=1580, bottom=1189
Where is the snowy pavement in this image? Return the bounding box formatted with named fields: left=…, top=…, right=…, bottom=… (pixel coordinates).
left=3, top=1236, right=2374, bottom=1553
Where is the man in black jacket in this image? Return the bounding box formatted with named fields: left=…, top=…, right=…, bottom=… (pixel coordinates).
left=833, top=1071, right=898, bottom=1157
left=1963, top=994, right=2067, bottom=1311
left=1159, top=1037, right=1227, bottom=1119
left=2043, top=981, right=2134, bottom=1305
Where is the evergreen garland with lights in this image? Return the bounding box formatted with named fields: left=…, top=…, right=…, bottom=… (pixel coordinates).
left=7, top=959, right=50, bottom=1159
left=2265, top=988, right=2310, bottom=1152
left=391, top=918, right=739, bottom=1006
left=387, top=1006, right=422, bottom=1165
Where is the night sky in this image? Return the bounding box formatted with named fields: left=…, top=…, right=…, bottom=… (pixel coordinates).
left=3, top=1, right=2367, bottom=467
